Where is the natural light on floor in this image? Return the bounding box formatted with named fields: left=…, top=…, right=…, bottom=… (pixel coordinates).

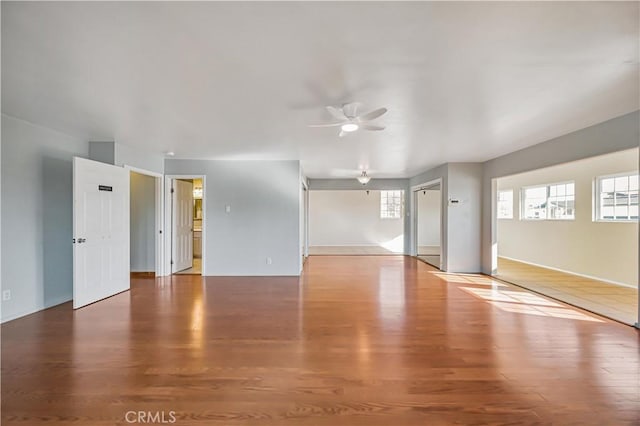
left=430, top=271, right=508, bottom=287
left=461, top=286, right=604, bottom=322
left=380, top=235, right=404, bottom=254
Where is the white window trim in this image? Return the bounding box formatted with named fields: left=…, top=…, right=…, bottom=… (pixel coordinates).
left=520, top=180, right=576, bottom=221
left=497, top=189, right=514, bottom=220
left=594, top=171, right=639, bottom=223
left=380, top=190, right=404, bottom=220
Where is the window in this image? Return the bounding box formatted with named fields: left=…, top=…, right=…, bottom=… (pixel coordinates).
left=380, top=190, right=403, bottom=219
left=547, top=182, right=575, bottom=220
left=497, top=190, right=513, bottom=219
left=596, top=173, right=638, bottom=221
left=522, top=182, right=575, bottom=220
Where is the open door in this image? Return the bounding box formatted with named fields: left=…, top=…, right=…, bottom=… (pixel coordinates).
left=172, top=179, right=194, bottom=273
left=73, top=157, right=130, bottom=309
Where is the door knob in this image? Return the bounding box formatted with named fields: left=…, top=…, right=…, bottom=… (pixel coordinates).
left=78, top=238, right=86, bottom=243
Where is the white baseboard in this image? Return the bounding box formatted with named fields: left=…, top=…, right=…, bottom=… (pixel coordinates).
left=498, top=256, right=636, bottom=289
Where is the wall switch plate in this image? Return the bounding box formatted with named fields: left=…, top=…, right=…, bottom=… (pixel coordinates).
left=225, top=205, right=231, bottom=213
left=2, top=290, right=11, bottom=301
left=266, top=257, right=272, bottom=265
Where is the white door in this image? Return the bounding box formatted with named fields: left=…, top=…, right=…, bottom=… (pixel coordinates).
left=73, top=157, right=130, bottom=309
left=173, top=179, right=193, bottom=272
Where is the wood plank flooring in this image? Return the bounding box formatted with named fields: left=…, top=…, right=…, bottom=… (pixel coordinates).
left=308, top=246, right=401, bottom=255
left=2, top=256, right=639, bottom=425
left=495, top=257, right=638, bottom=325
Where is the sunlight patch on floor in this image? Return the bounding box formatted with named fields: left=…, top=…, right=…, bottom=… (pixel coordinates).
left=430, top=271, right=508, bottom=287
left=461, top=286, right=604, bottom=322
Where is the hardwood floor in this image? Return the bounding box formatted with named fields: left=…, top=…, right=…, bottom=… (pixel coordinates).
left=2, top=256, right=639, bottom=425
left=496, top=257, right=638, bottom=325
left=308, top=246, right=401, bottom=255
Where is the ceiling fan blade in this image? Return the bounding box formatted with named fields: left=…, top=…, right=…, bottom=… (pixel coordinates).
left=308, top=122, right=344, bottom=128
left=361, top=123, right=385, bottom=131
left=358, top=107, right=388, bottom=121
left=342, top=102, right=362, bottom=119
left=326, top=106, right=347, bottom=121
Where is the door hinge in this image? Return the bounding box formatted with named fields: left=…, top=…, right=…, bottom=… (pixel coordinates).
left=170, top=260, right=174, bottom=265
left=171, top=188, right=175, bottom=194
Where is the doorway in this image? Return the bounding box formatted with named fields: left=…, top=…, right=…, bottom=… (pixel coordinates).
left=413, top=181, right=442, bottom=269
left=126, top=166, right=164, bottom=278
left=166, top=176, right=205, bottom=275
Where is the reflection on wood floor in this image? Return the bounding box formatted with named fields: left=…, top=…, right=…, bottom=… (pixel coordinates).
left=309, top=246, right=400, bottom=255
left=2, top=256, right=639, bottom=425
left=495, top=257, right=638, bottom=325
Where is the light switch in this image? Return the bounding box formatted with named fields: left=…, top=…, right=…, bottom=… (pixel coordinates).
left=225, top=205, right=231, bottom=213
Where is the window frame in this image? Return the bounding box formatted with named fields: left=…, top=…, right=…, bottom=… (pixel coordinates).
left=497, top=189, right=514, bottom=220
left=380, top=190, right=404, bottom=220
left=520, top=180, right=576, bottom=221
left=594, top=171, right=639, bottom=223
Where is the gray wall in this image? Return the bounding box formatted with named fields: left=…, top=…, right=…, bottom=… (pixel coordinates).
left=1, top=114, right=88, bottom=322
left=116, top=143, right=164, bottom=175
left=446, top=163, right=483, bottom=273
left=88, top=141, right=115, bottom=165
left=130, top=172, right=156, bottom=272
left=164, top=159, right=301, bottom=276
left=409, top=163, right=483, bottom=273
left=308, top=178, right=411, bottom=254
left=89, top=141, right=164, bottom=175
left=481, top=110, right=640, bottom=274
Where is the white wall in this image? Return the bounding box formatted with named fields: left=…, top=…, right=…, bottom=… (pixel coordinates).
left=309, top=190, right=404, bottom=251
left=417, top=189, right=441, bottom=251
left=130, top=172, right=156, bottom=272
left=1, top=114, right=88, bottom=322
left=308, top=178, right=411, bottom=254
left=482, top=111, right=640, bottom=276
left=164, top=159, right=301, bottom=276
left=497, top=148, right=638, bottom=286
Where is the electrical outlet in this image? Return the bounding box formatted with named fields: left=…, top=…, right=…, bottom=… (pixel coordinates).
left=266, top=257, right=272, bottom=265
left=2, top=290, right=11, bottom=301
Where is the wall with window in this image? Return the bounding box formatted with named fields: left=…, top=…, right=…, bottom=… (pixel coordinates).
left=309, top=190, right=404, bottom=252
left=497, top=148, right=638, bottom=287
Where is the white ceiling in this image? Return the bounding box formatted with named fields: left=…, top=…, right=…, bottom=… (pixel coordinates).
left=2, top=2, right=638, bottom=178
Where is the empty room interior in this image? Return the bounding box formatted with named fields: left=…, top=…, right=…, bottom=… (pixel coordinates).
left=1, top=2, right=639, bottom=425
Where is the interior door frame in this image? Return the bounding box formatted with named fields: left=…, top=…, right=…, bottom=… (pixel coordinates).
left=125, top=165, right=165, bottom=277
left=164, top=174, right=206, bottom=276
left=411, top=178, right=444, bottom=270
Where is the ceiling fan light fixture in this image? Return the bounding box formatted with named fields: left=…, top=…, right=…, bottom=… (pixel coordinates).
left=357, top=171, right=371, bottom=185
left=341, top=123, right=359, bottom=132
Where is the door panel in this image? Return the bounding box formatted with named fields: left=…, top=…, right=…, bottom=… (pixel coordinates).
left=73, top=157, right=130, bottom=309
left=173, top=179, right=193, bottom=272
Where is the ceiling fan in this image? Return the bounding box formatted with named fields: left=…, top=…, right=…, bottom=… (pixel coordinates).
left=309, top=102, right=388, bottom=137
